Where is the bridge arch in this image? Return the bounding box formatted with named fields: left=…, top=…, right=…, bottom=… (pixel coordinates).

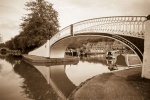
left=0, top=47, right=9, bottom=56
left=49, top=33, right=143, bottom=61
left=0, top=47, right=9, bottom=52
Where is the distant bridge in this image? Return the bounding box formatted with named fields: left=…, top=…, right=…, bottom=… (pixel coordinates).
left=0, top=47, right=9, bottom=51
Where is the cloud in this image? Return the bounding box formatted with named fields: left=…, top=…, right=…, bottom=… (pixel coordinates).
left=0, top=0, right=150, bottom=42
left=0, top=0, right=27, bottom=42
left=67, top=0, right=149, bottom=27
left=0, top=22, right=20, bottom=42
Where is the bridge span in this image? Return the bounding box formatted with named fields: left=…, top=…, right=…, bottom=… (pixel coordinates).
left=28, top=15, right=150, bottom=79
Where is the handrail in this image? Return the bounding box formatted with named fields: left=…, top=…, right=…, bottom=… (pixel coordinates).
left=50, top=16, right=147, bottom=46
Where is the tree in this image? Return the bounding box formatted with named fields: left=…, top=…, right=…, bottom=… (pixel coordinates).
left=18, top=0, right=59, bottom=52
left=5, top=38, right=16, bottom=50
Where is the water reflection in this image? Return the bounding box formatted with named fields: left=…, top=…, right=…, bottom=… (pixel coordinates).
left=65, top=61, right=110, bottom=86
left=14, top=60, right=60, bottom=100
left=0, top=56, right=30, bottom=100
left=22, top=54, right=141, bottom=99
left=0, top=55, right=60, bottom=100
left=0, top=54, right=141, bottom=100
left=66, top=54, right=141, bottom=87
left=106, top=58, right=118, bottom=71
left=50, top=65, right=76, bottom=98
left=80, top=54, right=107, bottom=64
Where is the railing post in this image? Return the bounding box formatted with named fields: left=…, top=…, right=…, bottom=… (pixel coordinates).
left=70, top=24, right=74, bottom=36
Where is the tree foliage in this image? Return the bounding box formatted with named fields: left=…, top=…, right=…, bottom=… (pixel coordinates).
left=5, top=0, right=59, bottom=53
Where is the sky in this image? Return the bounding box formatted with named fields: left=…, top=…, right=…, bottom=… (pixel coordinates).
left=0, top=0, right=150, bottom=42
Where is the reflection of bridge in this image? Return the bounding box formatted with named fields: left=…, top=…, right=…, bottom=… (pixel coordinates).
left=29, top=16, right=150, bottom=78
left=29, top=63, right=76, bottom=99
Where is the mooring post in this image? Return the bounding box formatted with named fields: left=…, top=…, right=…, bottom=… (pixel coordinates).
left=142, top=15, right=150, bottom=79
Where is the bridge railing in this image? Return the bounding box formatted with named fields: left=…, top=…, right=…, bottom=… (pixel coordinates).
left=50, top=26, right=70, bottom=46
left=50, top=16, right=147, bottom=46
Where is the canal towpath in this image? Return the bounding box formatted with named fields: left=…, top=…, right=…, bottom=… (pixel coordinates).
left=69, top=67, right=150, bottom=100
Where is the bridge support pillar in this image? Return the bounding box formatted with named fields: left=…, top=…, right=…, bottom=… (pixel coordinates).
left=142, top=18, right=150, bottom=79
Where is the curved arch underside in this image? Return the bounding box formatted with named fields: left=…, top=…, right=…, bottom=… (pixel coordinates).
left=50, top=33, right=144, bottom=61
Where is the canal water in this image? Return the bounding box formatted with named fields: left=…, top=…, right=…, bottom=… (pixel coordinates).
left=0, top=54, right=141, bottom=100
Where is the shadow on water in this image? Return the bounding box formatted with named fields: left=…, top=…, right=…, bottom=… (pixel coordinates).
left=13, top=60, right=60, bottom=100
left=115, top=54, right=127, bottom=66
